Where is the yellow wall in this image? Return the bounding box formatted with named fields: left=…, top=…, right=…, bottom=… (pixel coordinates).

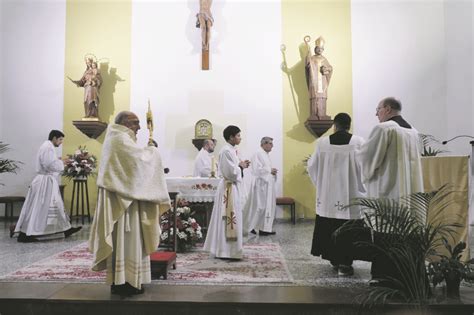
left=281, top=0, right=353, bottom=218
left=63, top=0, right=132, bottom=216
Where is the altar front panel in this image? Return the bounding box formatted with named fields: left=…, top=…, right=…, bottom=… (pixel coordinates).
left=421, top=156, right=470, bottom=261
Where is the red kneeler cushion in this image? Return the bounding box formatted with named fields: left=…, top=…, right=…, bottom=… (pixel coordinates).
left=150, top=251, right=177, bottom=280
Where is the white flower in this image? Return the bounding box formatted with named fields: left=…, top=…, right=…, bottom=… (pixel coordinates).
left=178, top=232, right=187, bottom=240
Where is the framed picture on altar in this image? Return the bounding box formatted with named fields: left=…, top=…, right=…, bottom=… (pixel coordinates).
left=194, top=119, right=213, bottom=139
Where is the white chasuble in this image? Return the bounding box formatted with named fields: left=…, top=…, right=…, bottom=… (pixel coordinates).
left=243, top=148, right=276, bottom=233
left=204, top=143, right=243, bottom=259
left=15, top=141, right=71, bottom=236
left=307, top=136, right=366, bottom=219
left=358, top=121, right=423, bottom=199
left=89, top=124, right=171, bottom=288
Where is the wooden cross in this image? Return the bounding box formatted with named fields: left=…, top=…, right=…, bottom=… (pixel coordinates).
left=202, top=48, right=209, bottom=71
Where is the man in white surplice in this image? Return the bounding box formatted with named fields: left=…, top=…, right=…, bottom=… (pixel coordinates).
left=243, top=137, right=277, bottom=236
left=359, top=97, right=423, bottom=199
left=307, top=113, right=365, bottom=276
left=89, top=111, right=171, bottom=296
left=358, top=97, right=423, bottom=283
left=14, top=130, right=82, bottom=242
left=204, top=125, right=250, bottom=259
left=193, top=139, right=215, bottom=177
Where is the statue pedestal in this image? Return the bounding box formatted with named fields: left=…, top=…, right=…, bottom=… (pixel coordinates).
left=305, top=117, right=333, bottom=137
left=73, top=120, right=108, bottom=139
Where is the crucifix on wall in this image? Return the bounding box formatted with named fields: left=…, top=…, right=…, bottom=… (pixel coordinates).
left=196, top=0, right=213, bottom=70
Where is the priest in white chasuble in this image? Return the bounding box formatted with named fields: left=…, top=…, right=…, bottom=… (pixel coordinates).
left=359, top=97, right=423, bottom=199
left=193, top=139, right=215, bottom=177
left=307, top=113, right=365, bottom=276
left=14, top=130, right=81, bottom=242
left=204, top=125, right=250, bottom=259
left=89, top=111, right=170, bottom=296
left=243, top=137, right=277, bottom=236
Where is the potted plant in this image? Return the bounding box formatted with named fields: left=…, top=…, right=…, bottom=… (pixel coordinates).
left=428, top=238, right=474, bottom=299
left=419, top=134, right=448, bottom=157
left=335, top=185, right=461, bottom=306
left=0, top=142, right=22, bottom=184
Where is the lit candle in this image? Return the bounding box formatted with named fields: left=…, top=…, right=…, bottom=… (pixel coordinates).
left=211, top=155, right=216, bottom=176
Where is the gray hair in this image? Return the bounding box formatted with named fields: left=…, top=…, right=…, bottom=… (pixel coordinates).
left=260, top=136, right=273, bottom=145
left=114, top=111, right=135, bottom=125
left=382, top=97, right=402, bottom=112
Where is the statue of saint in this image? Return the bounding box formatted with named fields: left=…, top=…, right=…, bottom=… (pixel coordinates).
left=68, top=55, right=102, bottom=119
left=305, top=36, right=333, bottom=120
left=196, top=0, right=213, bottom=51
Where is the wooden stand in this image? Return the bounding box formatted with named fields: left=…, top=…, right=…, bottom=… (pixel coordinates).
left=72, top=120, right=107, bottom=139
left=163, top=192, right=178, bottom=252
left=70, top=177, right=91, bottom=224
left=305, top=117, right=333, bottom=137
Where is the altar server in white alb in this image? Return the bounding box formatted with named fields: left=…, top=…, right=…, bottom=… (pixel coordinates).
left=307, top=113, right=365, bottom=276
left=359, top=97, right=423, bottom=199
left=204, top=125, right=250, bottom=259
left=14, top=130, right=82, bottom=243
left=193, top=139, right=216, bottom=177
left=243, top=137, right=278, bottom=236
left=89, top=111, right=171, bottom=296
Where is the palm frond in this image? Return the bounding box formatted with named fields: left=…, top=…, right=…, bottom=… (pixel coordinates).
left=0, top=142, right=22, bottom=180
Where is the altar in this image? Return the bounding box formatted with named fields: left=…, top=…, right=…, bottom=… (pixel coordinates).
left=165, top=177, right=221, bottom=232
left=421, top=156, right=471, bottom=261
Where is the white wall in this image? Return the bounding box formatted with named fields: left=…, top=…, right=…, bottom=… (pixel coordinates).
left=352, top=0, right=473, bottom=158
left=351, top=0, right=447, bottom=141
left=130, top=0, right=283, bottom=197
left=443, top=0, right=473, bottom=156
left=0, top=1, right=66, bottom=216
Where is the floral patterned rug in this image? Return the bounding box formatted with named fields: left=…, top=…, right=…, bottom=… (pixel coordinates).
left=0, top=242, right=293, bottom=284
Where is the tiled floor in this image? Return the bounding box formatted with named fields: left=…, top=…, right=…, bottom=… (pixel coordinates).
left=1, top=218, right=472, bottom=288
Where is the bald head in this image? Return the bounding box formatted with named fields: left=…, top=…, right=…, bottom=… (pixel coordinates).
left=202, top=139, right=215, bottom=153
left=115, top=111, right=140, bottom=135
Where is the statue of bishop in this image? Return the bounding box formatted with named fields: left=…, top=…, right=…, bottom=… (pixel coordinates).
left=305, top=36, right=333, bottom=120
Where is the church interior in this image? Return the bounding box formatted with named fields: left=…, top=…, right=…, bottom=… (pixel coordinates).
left=0, top=0, right=473, bottom=314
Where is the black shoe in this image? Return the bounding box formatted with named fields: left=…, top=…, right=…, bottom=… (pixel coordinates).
left=258, top=230, right=276, bottom=236
left=111, top=282, right=144, bottom=296
left=338, top=265, right=354, bottom=276
left=64, top=226, right=82, bottom=238
left=17, top=232, right=39, bottom=243
left=9, top=224, right=16, bottom=238
left=250, top=229, right=257, bottom=235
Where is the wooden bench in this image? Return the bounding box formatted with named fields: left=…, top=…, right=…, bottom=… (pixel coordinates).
left=150, top=251, right=177, bottom=280
left=0, top=196, right=25, bottom=220
left=276, top=197, right=296, bottom=225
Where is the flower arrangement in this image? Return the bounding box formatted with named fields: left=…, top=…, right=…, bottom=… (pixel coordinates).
left=191, top=183, right=216, bottom=190
left=62, top=146, right=97, bottom=179
left=160, top=202, right=203, bottom=252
